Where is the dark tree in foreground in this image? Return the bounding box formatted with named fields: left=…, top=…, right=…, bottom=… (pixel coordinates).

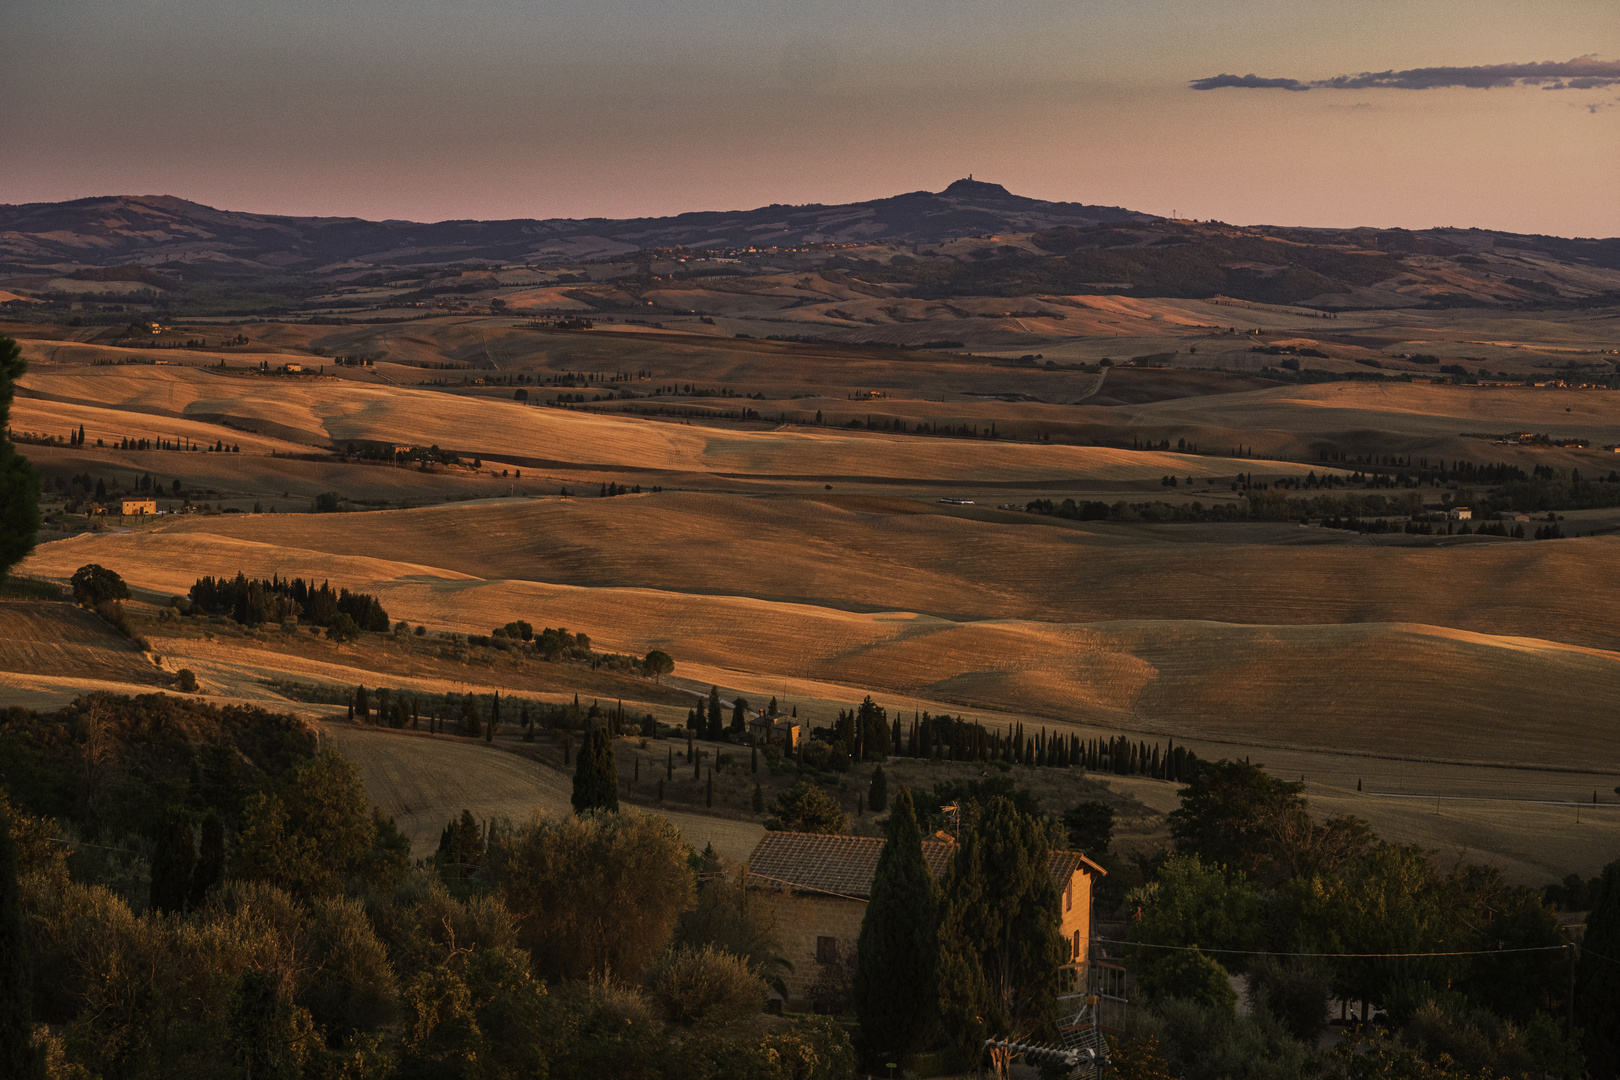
left=1168, top=758, right=1304, bottom=875
left=1062, top=800, right=1114, bottom=856
left=0, top=806, right=42, bottom=1078
left=0, top=336, right=40, bottom=580
left=854, top=788, right=937, bottom=1064
left=572, top=727, right=619, bottom=814
left=149, top=807, right=196, bottom=913
left=937, top=795, right=1067, bottom=1080
left=1578, top=859, right=1620, bottom=1079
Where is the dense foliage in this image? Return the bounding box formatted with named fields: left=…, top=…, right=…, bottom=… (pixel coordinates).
left=1, top=694, right=857, bottom=1079
left=188, top=573, right=390, bottom=631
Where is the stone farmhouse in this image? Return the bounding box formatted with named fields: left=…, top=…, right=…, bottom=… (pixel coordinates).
left=120, top=498, right=157, bottom=515
left=746, top=710, right=803, bottom=750
left=745, top=831, right=1104, bottom=1010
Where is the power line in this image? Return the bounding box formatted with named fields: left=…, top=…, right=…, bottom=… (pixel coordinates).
left=1096, top=937, right=1569, bottom=959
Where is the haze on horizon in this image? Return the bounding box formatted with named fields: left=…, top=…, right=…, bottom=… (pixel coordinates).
left=5, top=0, right=1617, bottom=237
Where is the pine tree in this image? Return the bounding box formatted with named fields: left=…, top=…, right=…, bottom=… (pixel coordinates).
left=937, top=795, right=1067, bottom=1078
left=854, top=788, right=939, bottom=1065
left=571, top=727, right=618, bottom=813
left=0, top=805, right=42, bottom=1078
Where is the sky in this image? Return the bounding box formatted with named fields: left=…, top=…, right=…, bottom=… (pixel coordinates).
left=5, top=0, right=1618, bottom=236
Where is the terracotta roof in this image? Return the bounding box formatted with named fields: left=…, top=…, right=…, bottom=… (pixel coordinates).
left=746, top=831, right=1099, bottom=900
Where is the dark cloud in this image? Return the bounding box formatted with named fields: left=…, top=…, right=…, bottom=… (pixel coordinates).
left=1188, top=73, right=1308, bottom=91
left=1191, top=57, right=1620, bottom=92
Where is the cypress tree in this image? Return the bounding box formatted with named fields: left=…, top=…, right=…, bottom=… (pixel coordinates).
left=149, top=807, right=195, bottom=913
left=869, top=764, right=888, bottom=814
left=667, top=746, right=674, bottom=780
left=937, top=795, right=1066, bottom=1076
left=0, top=805, right=41, bottom=1078
left=189, top=812, right=226, bottom=908
left=355, top=684, right=369, bottom=722
left=693, top=745, right=702, bottom=781
left=571, top=727, right=618, bottom=813
left=853, top=788, right=939, bottom=1066
left=487, top=692, right=499, bottom=742
left=751, top=737, right=759, bottom=773
left=705, top=775, right=713, bottom=808
left=707, top=685, right=723, bottom=740
left=752, top=782, right=764, bottom=813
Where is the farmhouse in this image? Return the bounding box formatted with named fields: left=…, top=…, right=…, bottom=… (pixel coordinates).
left=746, top=710, right=802, bottom=750
left=1447, top=506, right=1472, bottom=521
left=120, top=498, right=157, bottom=515
left=745, top=831, right=1103, bottom=1010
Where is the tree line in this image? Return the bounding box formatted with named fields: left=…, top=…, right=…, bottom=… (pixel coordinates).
left=188, top=573, right=391, bottom=633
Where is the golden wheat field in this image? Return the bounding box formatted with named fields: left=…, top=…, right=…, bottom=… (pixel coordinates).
left=8, top=316, right=1620, bottom=884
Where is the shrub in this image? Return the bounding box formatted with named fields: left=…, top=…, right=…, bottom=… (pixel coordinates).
left=326, top=613, right=360, bottom=642
left=766, top=782, right=848, bottom=835
left=645, top=945, right=766, bottom=1026
left=176, top=669, right=199, bottom=693
left=1245, top=956, right=1329, bottom=1043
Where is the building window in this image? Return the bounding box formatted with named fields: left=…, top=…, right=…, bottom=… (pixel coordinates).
left=1073, top=930, right=1081, bottom=959
left=1065, top=878, right=1073, bottom=911
left=816, top=936, right=839, bottom=965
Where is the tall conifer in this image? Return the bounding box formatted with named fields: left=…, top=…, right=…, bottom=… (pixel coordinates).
left=571, top=727, right=618, bottom=813
left=854, top=788, right=938, bottom=1065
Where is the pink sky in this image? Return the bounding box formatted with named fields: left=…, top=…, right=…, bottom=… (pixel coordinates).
left=4, top=0, right=1616, bottom=235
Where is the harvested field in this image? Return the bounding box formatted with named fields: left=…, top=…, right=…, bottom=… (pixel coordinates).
left=100, top=494, right=1620, bottom=654
left=321, top=723, right=765, bottom=862
left=17, top=526, right=1620, bottom=775
left=0, top=600, right=165, bottom=687
left=13, top=360, right=1343, bottom=487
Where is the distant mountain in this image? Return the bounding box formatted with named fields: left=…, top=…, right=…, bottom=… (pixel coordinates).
left=0, top=180, right=1153, bottom=270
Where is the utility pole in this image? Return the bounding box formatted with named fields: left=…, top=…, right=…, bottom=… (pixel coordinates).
left=1567, top=941, right=1577, bottom=1041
